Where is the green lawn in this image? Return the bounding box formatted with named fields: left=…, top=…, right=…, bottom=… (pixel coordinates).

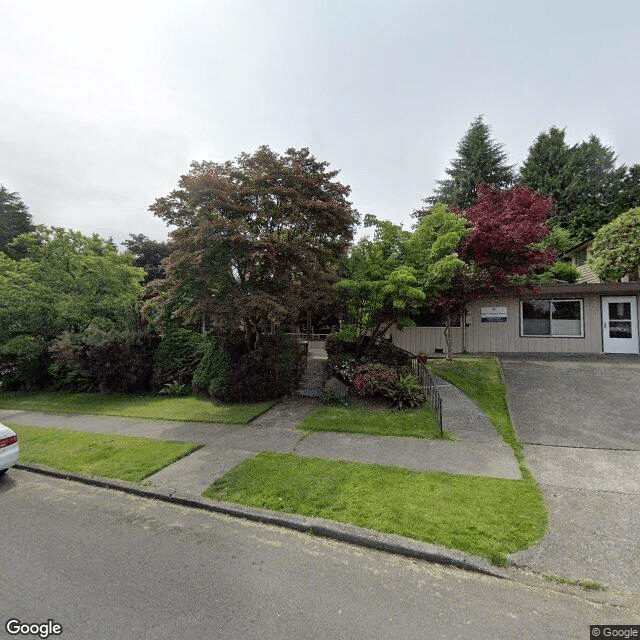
left=10, top=424, right=201, bottom=483
left=299, top=404, right=454, bottom=439
left=204, top=355, right=548, bottom=565
left=0, top=391, right=272, bottom=424
left=204, top=452, right=546, bottom=565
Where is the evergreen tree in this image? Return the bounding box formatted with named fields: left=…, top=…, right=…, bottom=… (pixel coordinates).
left=122, top=233, right=173, bottom=283
left=616, top=164, right=640, bottom=214
left=561, top=135, right=627, bottom=238
left=421, top=115, right=515, bottom=211
left=520, top=129, right=631, bottom=241
left=0, top=186, right=33, bottom=252
left=518, top=127, right=571, bottom=217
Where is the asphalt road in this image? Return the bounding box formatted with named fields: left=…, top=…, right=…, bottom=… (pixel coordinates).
left=1, top=470, right=638, bottom=640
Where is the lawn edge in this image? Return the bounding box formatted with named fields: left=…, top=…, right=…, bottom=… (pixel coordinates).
left=0, top=402, right=273, bottom=425
left=15, top=463, right=507, bottom=580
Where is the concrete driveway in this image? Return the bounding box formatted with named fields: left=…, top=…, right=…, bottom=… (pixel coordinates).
left=501, top=356, right=640, bottom=591
left=501, top=355, right=640, bottom=450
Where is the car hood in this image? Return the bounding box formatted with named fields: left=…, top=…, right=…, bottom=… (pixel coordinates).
left=0, top=422, right=17, bottom=439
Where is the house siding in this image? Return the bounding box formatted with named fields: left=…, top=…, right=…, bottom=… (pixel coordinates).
left=390, top=292, right=640, bottom=355
left=464, top=296, right=601, bottom=353
left=576, top=263, right=600, bottom=284
left=390, top=326, right=464, bottom=355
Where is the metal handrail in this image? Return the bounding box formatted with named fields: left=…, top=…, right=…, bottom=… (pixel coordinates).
left=388, top=344, right=443, bottom=436
left=284, top=332, right=331, bottom=341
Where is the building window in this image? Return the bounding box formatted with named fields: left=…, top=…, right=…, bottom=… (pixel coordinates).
left=414, top=308, right=461, bottom=328
left=521, top=299, right=583, bottom=337
left=574, top=250, right=588, bottom=267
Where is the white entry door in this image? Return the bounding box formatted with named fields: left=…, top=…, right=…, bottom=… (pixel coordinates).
left=602, top=296, right=639, bottom=354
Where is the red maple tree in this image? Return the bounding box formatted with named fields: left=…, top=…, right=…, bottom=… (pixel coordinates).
left=459, top=185, right=555, bottom=288
left=431, top=185, right=555, bottom=359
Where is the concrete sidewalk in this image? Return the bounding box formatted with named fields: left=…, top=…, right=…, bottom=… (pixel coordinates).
left=0, top=378, right=520, bottom=499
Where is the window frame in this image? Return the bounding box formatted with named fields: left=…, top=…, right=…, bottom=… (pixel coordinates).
left=520, top=298, right=584, bottom=338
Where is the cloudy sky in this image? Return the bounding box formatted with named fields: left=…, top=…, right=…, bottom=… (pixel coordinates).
left=2, top=0, right=639, bottom=246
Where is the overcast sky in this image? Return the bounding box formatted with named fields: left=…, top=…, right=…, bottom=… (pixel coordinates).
left=2, top=0, right=639, bottom=246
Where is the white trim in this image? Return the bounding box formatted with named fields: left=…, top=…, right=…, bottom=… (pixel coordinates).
left=601, top=296, right=639, bottom=354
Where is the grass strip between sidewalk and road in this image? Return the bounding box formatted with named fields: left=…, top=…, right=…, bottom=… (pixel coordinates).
left=0, top=391, right=272, bottom=424
left=298, top=405, right=455, bottom=440
left=9, top=424, right=201, bottom=483
left=204, top=356, right=548, bottom=565
left=204, top=452, right=545, bottom=565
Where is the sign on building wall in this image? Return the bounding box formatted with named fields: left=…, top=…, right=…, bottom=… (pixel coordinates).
left=481, top=307, right=507, bottom=323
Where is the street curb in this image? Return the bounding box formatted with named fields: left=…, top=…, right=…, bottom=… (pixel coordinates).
left=15, top=462, right=508, bottom=580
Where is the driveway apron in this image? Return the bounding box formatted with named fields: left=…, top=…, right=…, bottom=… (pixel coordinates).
left=501, top=356, right=640, bottom=591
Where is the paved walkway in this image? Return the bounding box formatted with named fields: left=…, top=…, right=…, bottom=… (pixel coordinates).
left=0, top=378, right=520, bottom=499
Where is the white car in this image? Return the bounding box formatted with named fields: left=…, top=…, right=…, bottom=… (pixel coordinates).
left=0, top=423, right=19, bottom=476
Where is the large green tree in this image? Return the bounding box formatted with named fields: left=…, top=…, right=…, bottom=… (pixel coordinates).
left=0, top=227, right=145, bottom=387
left=519, top=129, right=632, bottom=240
left=0, top=185, right=33, bottom=252
left=420, top=115, right=515, bottom=212
left=518, top=127, right=571, bottom=213
left=336, top=206, right=469, bottom=350
left=122, top=233, right=173, bottom=283
left=588, top=207, right=640, bottom=281
left=149, top=146, right=359, bottom=350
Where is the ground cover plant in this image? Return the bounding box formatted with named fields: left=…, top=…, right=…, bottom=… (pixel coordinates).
left=204, top=452, right=545, bottom=566
left=0, top=391, right=271, bottom=424
left=299, top=404, right=453, bottom=439
left=10, top=424, right=200, bottom=482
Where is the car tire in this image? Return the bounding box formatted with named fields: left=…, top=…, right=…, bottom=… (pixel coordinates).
left=0, top=469, right=7, bottom=476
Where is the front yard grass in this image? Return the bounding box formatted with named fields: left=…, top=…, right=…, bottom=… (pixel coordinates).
left=298, top=404, right=454, bottom=439
left=204, top=452, right=546, bottom=565
left=204, top=355, right=548, bottom=565
left=10, top=424, right=201, bottom=482
left=0, top=391, right=271, bottom=424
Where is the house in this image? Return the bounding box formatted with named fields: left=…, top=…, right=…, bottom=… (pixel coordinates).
left=563, top=238, right=639, bottom=284
left=390, top=281, right=640, bottom=356
left=562, top=238, right=600, bottom=283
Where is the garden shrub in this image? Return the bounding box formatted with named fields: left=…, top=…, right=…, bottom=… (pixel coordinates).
left=154, top=326, right=205, bottom=388
left=325, top=330, right=358, bottom=358
left=220, top=334, right=306, bottom=402
left=362, top=340, right=411, bottom=368
left=351, top=363, right=397, bottom=397
left=192, top=332, right=306, bottom=403
left=329, top=353, right=360, bottom=384
left=48, top=320, right=159, bottom=393
left=325, top=334, right=423, bottom=409
left=191, top=333, right=230, bottom=398
left=0, top=335, right=50, bottom=390
left=385, top=374, right=424, bottom=410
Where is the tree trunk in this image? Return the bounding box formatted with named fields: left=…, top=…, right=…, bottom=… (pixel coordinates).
left=461, top=305, right=467, bottom=354
left=444, top=315, right=453, bottom=362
